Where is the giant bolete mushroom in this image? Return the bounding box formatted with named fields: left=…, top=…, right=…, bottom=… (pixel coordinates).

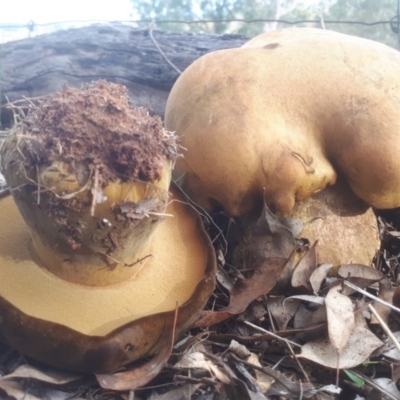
left=0, top=81, right=216, bottom=373
left=164, top=28, right=393, bottom=265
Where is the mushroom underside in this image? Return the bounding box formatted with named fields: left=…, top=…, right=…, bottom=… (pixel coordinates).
left=0, top=185, right=216, bottom=373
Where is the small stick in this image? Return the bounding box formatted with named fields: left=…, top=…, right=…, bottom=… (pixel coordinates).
left=344, top=281, right=400, bottom=314
left=90, top=165, right=100, bottom=217
left=368, top=304, right=400, bottom=353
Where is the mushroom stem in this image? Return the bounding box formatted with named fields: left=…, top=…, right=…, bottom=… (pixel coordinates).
left=0, top=81, right=175, bottom=286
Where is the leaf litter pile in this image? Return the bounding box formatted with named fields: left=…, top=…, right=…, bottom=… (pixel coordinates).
left=1, top=99, right=400, bottom=400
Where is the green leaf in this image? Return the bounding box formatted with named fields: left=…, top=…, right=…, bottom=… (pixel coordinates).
left=343, top=370, right=365, bottom=387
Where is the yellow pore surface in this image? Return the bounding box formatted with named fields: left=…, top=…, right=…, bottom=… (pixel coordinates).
left=0, top=192, right=207, bottom=336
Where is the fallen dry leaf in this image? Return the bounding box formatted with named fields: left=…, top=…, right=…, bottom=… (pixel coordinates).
left=228, top=339, right=251, bottom=359
left=285, top=294, right=325, bottom=306
left=373, top=377, right=400, bottom=398
left=226, top=354, right=269, bottom=399
left=217, top=264, right=234, bottom=291
left=325, top=285, right=355, bottom=357
left=371, top=279, right=394, bottom=325
left=299, top=326, right=383, bottom=369
left=0, top=364, right=83, bottom=385
left=310, top=263, right=333, bottom=294
left=280, top=216, right=304, bottom=237
left=247, top=353, right=274, bottom=393
left=232, top=203, right=296, bottom=269
left=148, top=384, right=202, bottom=400
left=0, top=380, right=83, bottom=400
left=267, top=296, right=300, bottom=331
left=291, top=242, right=318, bottom=291
left=392, top=283, right=400, bottom=309
left=338, top=264, right=383, bottom=296
left=393, top=366, right=400, bottom=383
left=293, top=304, right=327, bottom=330
left=175, top=351, right=230, bottom=384
left=96, top=306, right=178, bottom=391
left=382, top=331, right=400, bottom=361
left=195, top=257, right=289, bottom=327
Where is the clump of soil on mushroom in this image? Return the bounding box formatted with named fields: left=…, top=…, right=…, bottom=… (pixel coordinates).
left=1, top=81, right=177, bottom=254
left=19, top=81, right=173, bottom=183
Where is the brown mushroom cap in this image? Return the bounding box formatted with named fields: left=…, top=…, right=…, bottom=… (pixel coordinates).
left=0, top=186, right=216, bottom=373
left=165, top=28, right=400, bottom=217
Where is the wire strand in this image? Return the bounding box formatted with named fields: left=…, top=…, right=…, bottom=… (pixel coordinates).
left=0, top=17, right=398, bottom=29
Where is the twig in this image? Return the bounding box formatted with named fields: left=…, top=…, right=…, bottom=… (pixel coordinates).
left=90, top=165, right=100, bottom=217
left=344, top=281, right=400, bottom=314
left=244, top=321, right=310, bottom=383
left=243, top=321, right=302, bottom=348
left=348, top=370, right=399, bottom=400
left=36, top=164, right=40, bottom=205
left=148, top=22, right=182, bottom=75
left=318, top=8, right=326, bottom=29
left=0, top=94, right=51, bottom=108
left=98, top=252, right=152, bottom=268
left=368, top=304, right=400, bottom=353
left=229, top=353, right=313, bottom=395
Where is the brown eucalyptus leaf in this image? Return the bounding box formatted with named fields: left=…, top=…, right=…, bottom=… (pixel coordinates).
left=338, top=264, right=383, bottom=295
left=224, top=376, right=268, bottom=400
left=230, top=360, right=266, bottom=396
left=373, top=378, right=400, bottom=398
left=382, top=331, right=400, bottom=361
left=96, top=307, right=178, bottom=391
left=238, top=301, right=268, bottom=323
left=393, top=366, right=400, bottom=383
left=310, top=263, right=333, bottom=294
left=217, top=264, right=234, bottom=291
left=291, top=242, right=318, bottom=291
left=325, top=286, right=355, bottom=356
left=175, top=351, right=230, bottom=384
left=194, top=310, right=233, bottom=327
left=285, top=294, right=325, bottom=306
left=233, top=204, right=296, bottom=271
left=299, top=326, right=383, bottom=369
left=392, top=284, right=400, bottom=309
left=267, top=296, right=300, bottom=331
left=228, top=340, right=251, bottom=359
left=252, top=204, right=296, bottom=258
left=196, top=258, right=289, bottom=327
left=148, top=384, right=202, bottom=400
left=293, top=304, right=327, bottom=329
left=280, top=217, right=304, bottom=237
left=247, top=353, right=274, bottom=393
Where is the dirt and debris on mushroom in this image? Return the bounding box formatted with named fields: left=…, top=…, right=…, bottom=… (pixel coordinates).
left=0, top=81, right=177, bottom=253
left=17, top=80, right=175, bottom=184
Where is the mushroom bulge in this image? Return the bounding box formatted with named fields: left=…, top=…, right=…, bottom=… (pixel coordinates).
left=165, top=28, right=400, bottom=217
left=0, top=81, right=216, bottom=373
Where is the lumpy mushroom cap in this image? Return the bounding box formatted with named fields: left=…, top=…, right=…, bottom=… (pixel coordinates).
left=165, top=28, right=400, bottom=217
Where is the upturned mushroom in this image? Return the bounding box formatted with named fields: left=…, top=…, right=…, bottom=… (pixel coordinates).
left=0, top=81, right=216, bottom=373
left=164, top=28, right=395, bottom=265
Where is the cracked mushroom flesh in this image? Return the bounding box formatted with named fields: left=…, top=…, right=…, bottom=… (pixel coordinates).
left=0, top=81, right=216, bottom=373
left=165, top=28, right=400, bottom=217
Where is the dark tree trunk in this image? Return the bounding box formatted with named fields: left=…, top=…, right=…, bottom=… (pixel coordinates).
left=1, top=24, right=248, bottom=126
